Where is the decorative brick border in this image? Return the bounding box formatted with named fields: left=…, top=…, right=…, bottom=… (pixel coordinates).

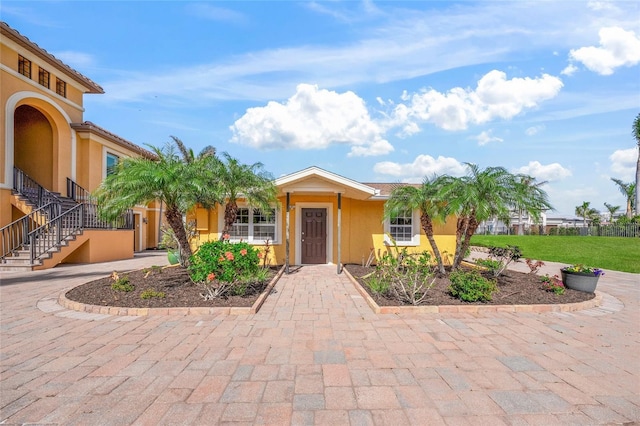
left=58, top=266, right=285, bottom=316
left=343, top=267, right=603, bottom=314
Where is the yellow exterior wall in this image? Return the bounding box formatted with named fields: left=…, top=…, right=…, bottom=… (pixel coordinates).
left=192, top=195, right=457, bottom=267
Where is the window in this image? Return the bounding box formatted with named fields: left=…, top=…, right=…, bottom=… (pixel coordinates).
left=106, top=153, right=119, bottom=176
left=18, top=55, right=31, bottom=78
left=385, top=208, right=419, bottom=245
left=38, top=67, right=50, bottom=88
left=390, top=209, right=413, bottom=242
left=228, top=207, right=278, bottom=243
left=56, top=78, right=67, bottom=97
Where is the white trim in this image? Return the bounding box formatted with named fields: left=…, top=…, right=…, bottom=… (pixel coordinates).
left=276, top=166, right=375, bottom=199
left=3, top=90, right=76, bottom=188
left=217, top=204, right=281, bottom=245
left=383, top=209, right=421, bottom=246
left=295, top=202, right=333, bottom=265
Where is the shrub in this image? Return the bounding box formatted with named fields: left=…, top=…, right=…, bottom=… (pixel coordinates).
left=366, top=274, right=390, bottom=296
left=110, top=271, right=134, bottom=292
left=541, top=274, right=565, bottom=295
left=189, top=240, right=260, bottom=283
left=370, top=250, right=435, bottom=305
left=474, top=258, right=503, bottom=276
left=140, top=289, right=166, bottom=299
left=525, top=258, right=545, bottom=275
left=448, top=270, right=497, bottom=302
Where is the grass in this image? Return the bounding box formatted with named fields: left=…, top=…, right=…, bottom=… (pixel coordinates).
left=470, top=235, right=640, bottom=273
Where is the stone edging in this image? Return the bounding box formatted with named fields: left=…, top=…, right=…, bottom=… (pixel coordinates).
left=58, top=266, right=285, bottom=316
left=343, top=267, right=602, bottom=314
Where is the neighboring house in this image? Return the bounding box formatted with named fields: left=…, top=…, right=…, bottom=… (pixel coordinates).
left=192, top=167, right=457, bottom=269
left=0, top=22, right=161, bottom=270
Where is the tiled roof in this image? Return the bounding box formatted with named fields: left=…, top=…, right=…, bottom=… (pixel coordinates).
left=362, top=182, right=421, bottom=197
left=70, top=121, right=156, bottom=159
left=1, top=21, right=104, bottom=94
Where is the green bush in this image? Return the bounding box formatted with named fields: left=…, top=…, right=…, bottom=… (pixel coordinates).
left=474, top=258, right=503, bottom=276
left=366, top=275, right=390, bottom=295
left=111, top=276, right=134, bottom=292
left=189, top=240, right=260, bottom=283
left=448, top=270, right=497, bottom=302
left=140, top=289, right=166, bottom=299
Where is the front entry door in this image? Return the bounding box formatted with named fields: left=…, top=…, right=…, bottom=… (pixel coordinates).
left=301, top=208, right=327, bottom=264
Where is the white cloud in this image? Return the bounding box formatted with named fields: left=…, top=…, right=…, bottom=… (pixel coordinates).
left=525, top=125, right=545, bottom=136
left=374, top=155, right=467, bottom=180
left=53, top=51, right=95, bottom=68
left=561, top=63, right=578, bottom=76
left=385, top=70, right=563, bottom=133
left=568, top=27, right=640, bottom=75
left=230, top=84, right=392, bottom=157
left=515, top=161, right=572, bottom=182
left=185, top=3, right=246, bottom=23
left=474, top=130, right=503, bottom=146
left=609, top=147, right=637, bottom=180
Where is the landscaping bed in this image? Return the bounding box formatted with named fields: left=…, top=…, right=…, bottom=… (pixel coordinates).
left=65, top=265, right=279, bottom=309
left=344, top=264, right=595, bottom=306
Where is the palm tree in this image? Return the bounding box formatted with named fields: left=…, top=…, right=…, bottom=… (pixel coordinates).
left=603, top=202, right=621, bottom=222
left=94, top=138, right=220, bottom=267
left=611, top=178, right=636, bottom=219
left=216, top=153, right=277, bottom=236
left=512, top=174, right=550, bottom=235
left=384, top=177, right=447, bottom=274
left=633, top=113, right=640, bottom=215
left=575, top=201, right=592, bottom=228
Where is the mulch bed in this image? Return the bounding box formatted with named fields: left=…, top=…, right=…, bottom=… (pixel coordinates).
left=65, top=266, right=278, bottom=309
left=344, top=264, right=596, bottom=306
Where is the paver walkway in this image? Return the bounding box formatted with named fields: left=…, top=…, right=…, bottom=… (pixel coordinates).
left=1, top=252, right=639, bottom=425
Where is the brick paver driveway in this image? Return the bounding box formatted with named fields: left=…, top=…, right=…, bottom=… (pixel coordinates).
left=1, top=252, right=639, bottom=425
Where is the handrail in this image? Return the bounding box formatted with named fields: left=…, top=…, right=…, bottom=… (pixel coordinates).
left=66, top=178, right=93, bottom=204
left=28, top=204, right=84, bottom=262
left=13, top=167, right=62, bottom=208
left=0, top=203, right=60, bottom=261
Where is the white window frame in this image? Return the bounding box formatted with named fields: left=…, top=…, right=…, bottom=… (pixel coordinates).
left=384, top=208, right=421, bottom=246
left=219, top=204, right=280, bottom=244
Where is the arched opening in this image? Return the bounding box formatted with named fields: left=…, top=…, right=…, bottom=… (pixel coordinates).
left=14, top=104, right=54, bottom=189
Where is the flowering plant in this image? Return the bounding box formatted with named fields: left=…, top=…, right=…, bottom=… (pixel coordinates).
left=562, top=264, right=604, bottom=277
left=541, top=274, right=565, bottom=295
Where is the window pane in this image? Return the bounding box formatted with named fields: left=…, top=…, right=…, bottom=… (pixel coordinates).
left=253, top=208, right=275, bottom=224
left=253, top=225, right=275, bottom=240
left=106, top=153, right=119, bottom=176
left=390, top=209, right=413, bottom=242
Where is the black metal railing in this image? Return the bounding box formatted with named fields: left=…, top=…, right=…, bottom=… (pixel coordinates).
left=13, top=167, right=62, bottom=208
left=0, top=203, right=61, bottom=261
left=28, top=204, right=84, bottom=262
left=66, top=178, right=93, bottom=204
left=83, top=204, right=134, bottom=229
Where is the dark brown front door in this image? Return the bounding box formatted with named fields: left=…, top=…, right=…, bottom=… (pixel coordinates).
left=301, top=208, right=326, bottom=264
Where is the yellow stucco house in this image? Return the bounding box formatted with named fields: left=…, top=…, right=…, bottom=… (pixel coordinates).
left=192, top=166, right=457, bottom=272
left=1, top=21, right=457, bottom=272
left=1, top=22, right=161, bottom=270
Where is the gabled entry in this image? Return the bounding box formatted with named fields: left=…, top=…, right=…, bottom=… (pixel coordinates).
left=301, top=208, right=326, bottom=264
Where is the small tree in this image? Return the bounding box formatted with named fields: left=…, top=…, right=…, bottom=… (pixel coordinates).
left=575, top=201, right=593, bottom=228
left=611, top=178, right=636, bottom=219
left=94, top=137, right=220, bottom=267
left=603, top=202, right=621, bottom=223
left=385, top=177, right=447, bottom=275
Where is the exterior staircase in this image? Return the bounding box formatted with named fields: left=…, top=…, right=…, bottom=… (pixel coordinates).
left=0, top=168, right=132, bottom=271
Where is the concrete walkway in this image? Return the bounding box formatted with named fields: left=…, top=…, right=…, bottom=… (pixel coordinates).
left=1, top=252, right=638, bottom=425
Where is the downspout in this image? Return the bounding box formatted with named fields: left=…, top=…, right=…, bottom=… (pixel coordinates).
left=285, top=192, right=290, bottom=274
left=337, top=192, right=342, bottom=274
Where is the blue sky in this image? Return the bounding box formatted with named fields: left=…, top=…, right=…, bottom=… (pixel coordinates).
left=3, top=1, right=639, bottom=216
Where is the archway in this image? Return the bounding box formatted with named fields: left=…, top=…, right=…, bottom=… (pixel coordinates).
left=14, top=105, right=54, bottom=189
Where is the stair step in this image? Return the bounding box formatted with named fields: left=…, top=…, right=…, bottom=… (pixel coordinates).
left=0, top=264, right=40, bottom=272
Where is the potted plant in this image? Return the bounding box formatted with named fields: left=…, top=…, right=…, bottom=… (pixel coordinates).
left=560, top=264, right=604, bottom=293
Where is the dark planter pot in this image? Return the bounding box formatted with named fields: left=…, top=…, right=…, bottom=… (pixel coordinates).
left=561, top=270, right=599, bottom=293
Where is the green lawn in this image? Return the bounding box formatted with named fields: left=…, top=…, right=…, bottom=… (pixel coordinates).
left=470, top=235, right=640, bottom=273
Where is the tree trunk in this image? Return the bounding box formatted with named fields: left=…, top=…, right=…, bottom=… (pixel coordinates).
left=164, top=205, right=192, bottom=267
left=222, top=201, right=239, bottom=237
left=455, top=216, right=479, bottom=270
left=421, top=213, right=445, bottom=275
left=518, top=210, right=523, bottom=235
left=636, top=146, right=639, bottom=216
left=452, top=215, right=470, bottom=270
